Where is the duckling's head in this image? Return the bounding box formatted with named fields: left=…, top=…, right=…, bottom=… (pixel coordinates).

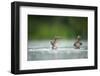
left=77, top=35, right=81, bottom=40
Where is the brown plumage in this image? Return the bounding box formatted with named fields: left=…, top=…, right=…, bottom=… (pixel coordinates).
left=50, top=36, right=61, bottom=50
left=74, top=35, right=82, bottom=49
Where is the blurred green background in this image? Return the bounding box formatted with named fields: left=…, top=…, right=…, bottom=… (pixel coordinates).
left=28, top=15, right=88, bottom=40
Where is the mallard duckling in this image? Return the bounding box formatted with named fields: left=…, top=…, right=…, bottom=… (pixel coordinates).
left=74, top=35, right=82, bottom=49
left=50, top=36, right=61, bottom=50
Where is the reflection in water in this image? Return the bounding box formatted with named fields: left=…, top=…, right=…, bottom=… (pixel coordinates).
left=28, top=40, right=88, bottom=61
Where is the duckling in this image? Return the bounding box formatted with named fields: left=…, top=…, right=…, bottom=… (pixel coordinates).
left=50, top=38, right=58, bottom=50
left=74, top=35, right=82, bottom=49
left=50, top=36, right=60, bottom=50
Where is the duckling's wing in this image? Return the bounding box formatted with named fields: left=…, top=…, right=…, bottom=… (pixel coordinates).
left=50, top=41, right=54, bottom=45
left=73, top=43, right=76, bottom=46
left=80, top=43, right=82, bottom=45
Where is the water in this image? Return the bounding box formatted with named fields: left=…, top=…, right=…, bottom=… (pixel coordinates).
left=28, top=40, right=88, bottom=61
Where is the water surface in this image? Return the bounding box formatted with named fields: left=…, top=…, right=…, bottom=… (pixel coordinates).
left=28, top=40, right=88, bottom=61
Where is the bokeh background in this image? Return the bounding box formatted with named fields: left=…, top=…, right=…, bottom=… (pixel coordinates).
left=28, top=15, right=88, bottom=40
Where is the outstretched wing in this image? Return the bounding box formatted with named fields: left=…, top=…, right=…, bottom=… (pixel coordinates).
left=80, top=42, right=82, bottom=45
left=50, top=41, right=54, bottom=46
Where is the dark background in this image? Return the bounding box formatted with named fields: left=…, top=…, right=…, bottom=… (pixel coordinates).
left=28, top=15, right=88, bottom=40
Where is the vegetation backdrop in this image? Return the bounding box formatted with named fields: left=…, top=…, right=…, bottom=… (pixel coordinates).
left=28, top=15, right=88, bottom=40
